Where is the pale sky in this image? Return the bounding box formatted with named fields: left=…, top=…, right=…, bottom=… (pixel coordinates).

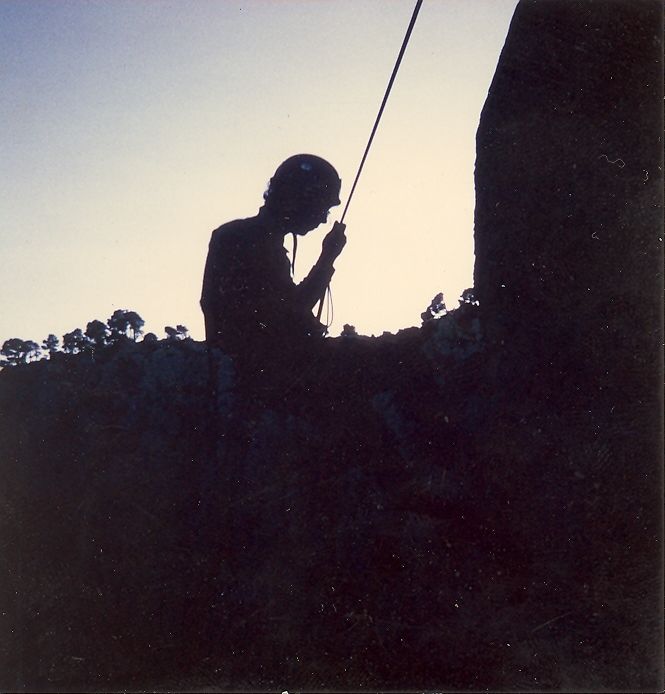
left=1, top=0, right=517, bottom=345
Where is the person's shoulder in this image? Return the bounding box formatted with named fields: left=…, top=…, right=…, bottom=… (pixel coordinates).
left=210, top=215, right=261, bottom=244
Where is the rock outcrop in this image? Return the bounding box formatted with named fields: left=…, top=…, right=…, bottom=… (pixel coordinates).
left=472, top=0, right=663, bottom=688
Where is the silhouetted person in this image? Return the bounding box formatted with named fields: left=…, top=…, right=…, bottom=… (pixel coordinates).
left=199, top=156, right=348, bottom=603
left=201, top=154, right=346, bottom=363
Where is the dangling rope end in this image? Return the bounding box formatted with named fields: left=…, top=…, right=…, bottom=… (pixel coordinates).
left=290, top=232, right=298, bottom=275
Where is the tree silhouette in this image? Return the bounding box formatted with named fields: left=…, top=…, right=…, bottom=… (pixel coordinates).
left=85, top=320, right=110, bottom=348
left=165, top=325, right=189, bottom=341
left=1, top=338, right=24, bottom=366
left=421, top=292, right=446, bottom=324
left=62, top=329, right=87, bottom=354
left=42, top=334, right=60, bottom=355
left=25, top=340, right=40, bottom=362
left=107, top=309, right=144, bottom=342
left=459, top=288, right=479, bottom=306
left=340, top=324, right=358, bottom=337
left=107, top=310, right=130, bottom=342
left=125, top=311, right=145, bottom=341
left=143, top=332, right=158, bottom=343
left=1, top=338, right=40, bottom=366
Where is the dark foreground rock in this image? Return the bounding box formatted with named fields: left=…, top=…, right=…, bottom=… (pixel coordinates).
left=0, top=0, right=662, bottom=690
left=1, top=315, right=500, bottom=691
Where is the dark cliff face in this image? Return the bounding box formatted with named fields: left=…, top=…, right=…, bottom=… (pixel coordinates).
left=471, top=0, right=663, bottom=688
left=474, top=0, right=662, bottom=372
left=1, top=1, right=662, bottom=691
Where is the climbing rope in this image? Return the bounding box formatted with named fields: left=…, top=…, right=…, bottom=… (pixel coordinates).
left=340, top=0, right=424, bottom=225
left=324, top=283, right=333, bottom=330
left=317, top=0, right=424, bottom=324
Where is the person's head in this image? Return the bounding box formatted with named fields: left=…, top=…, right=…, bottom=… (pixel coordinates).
left=263, top=154, right=341, bottom=234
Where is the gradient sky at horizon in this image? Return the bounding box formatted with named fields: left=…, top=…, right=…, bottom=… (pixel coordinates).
left=2, top=0, right=517, bottom=345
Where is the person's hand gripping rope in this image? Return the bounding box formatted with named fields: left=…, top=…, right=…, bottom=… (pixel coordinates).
left=321, top=221, right=347, bottom=262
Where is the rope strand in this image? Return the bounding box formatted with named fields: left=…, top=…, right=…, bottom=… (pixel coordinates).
left=316, top=0, right=424, bottom=323
left=326, top=284, right=333, bottom=331
left=291, top=232, right=298, bottom=275
left=340, top=0, right=424, bottom=224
